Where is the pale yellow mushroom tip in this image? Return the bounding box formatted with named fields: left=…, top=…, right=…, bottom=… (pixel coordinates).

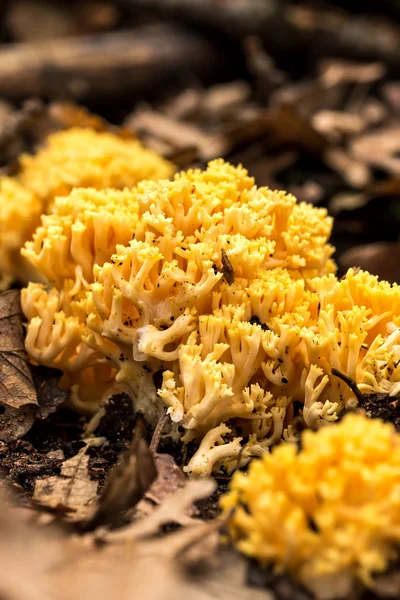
left=221, top=413, right=400, bottom=599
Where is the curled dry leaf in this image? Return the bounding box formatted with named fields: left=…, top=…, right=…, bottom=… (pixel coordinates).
left=33, top=443, right=99, bottom=522
left=146, top=453, right=186, bottom=505
left=88, top=420, right=157, bottom=530
left=0, top=290, right=37, bottom=442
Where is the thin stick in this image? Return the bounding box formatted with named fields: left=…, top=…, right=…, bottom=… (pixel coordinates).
left=331, top=368, right=365, bottom=403
left=150, top=410, right=170, bottom=453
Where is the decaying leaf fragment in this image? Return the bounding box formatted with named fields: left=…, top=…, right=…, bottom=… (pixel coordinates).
left=0, top=290, right=37, bottom=441
left=33, top=443, right=99, bottom=521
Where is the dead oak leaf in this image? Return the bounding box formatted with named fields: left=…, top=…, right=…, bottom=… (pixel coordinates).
left=0, top=290, right=37, bottom=442
left=33, top=443, right=99, bottom=521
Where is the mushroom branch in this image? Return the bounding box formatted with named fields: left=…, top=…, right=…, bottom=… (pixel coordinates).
left=20, top=159, right=400, bottom=475
left=221, top=413, right=400, bottom=599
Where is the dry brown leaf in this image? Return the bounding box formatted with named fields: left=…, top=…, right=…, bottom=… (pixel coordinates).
left=224, top=104, right=328, bottom=155
left=89, top=420, right=157, bottom=529
left=289, top=180, right=324, bottom=205
left=312, top=110, right=365, bottom=141
left=103, top=479, right=216, bottom=543
left=135, top=452, right=186, bottom=519
left=126, top=108, right=227, bottom=161
left=0, top=480, right=274, bottom=600
left=382, top=82, right=400, bottom=113
left=270, top=76, right=345, bottom=119
left=33, top=443, right=99, bottom=521
left=201, top=81, right=251, bottom=117
left=370, top=176, right=400, bottom=197
left=351, top=125, right=400, bottom=174
left=145, top=453, right=186, bottom=505
left=0, top=290, right=38, bottom=442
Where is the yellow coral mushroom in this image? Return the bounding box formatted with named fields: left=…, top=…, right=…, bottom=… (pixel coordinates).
left=0, top=127, right=175, bottom=281
left=21, top=158, right=400, bottom=474
left=22, top=187, right=141, bottom=287
left=19, top=127, right=174, bottom=205
left=221, top=413, right=400, bottom=600
left=0, top=177, right=42, bottom=285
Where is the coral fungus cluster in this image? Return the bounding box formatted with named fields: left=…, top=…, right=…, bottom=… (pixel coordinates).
left=0, top=127, right=174, bottom=283
left=20, top=158, right=400, bottom=475
left=221, top=413, right=400, bottom=599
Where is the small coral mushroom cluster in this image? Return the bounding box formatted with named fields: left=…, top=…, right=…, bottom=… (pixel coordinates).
left=0, top=127, right=174, bottom=283
left=20, top=158, right=400, bottom=475
left=222, top=414, right=400, bottom=600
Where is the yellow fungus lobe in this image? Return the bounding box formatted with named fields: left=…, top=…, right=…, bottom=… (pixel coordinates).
left=221, top=413, right=400, bottom=599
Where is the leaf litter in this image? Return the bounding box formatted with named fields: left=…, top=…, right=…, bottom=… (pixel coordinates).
left=0, top=418, right=275, bottom=600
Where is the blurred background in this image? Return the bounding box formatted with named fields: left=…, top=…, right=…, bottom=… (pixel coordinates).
left=1, top=0, right=400, bottom=280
